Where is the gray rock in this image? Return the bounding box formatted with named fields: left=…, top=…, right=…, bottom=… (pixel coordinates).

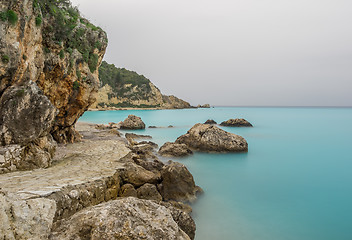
left=0, top=135, right=57, bottom=172
left=50, top=197, right=191, bottom=240
left=176, top=123, right=248, bottom=152
left=137, top=183, right=162, bottom=201
left=0, top=81, right=57, bottom=146
left=158, top=142, right=193, bottom=157
left=220, top=118, right=253, bottom=127
left=0, top=192, right=56, bottom=240
left=159, top=161, right=202, bottom=202
left=120, top=115, right=146, bottom=129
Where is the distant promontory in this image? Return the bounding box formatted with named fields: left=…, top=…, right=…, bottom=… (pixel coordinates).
left=91, top=61, right=191, bottom=110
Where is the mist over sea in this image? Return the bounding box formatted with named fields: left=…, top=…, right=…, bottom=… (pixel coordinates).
left=80, top=107, right=352, bottom=240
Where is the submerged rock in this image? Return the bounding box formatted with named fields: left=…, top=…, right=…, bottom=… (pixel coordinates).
left=220, top=118, right=253, bottom=127
left=204, top=119, right=217, bottom=124
left=176, top=123, right=248, bottom=152
left=159, top=161, right=202, bottom=202
left=50, top=197, right=191, bottom=240
left=120, top=115, right=146, bottom=129
left=158, top=142, right=193, bottom=157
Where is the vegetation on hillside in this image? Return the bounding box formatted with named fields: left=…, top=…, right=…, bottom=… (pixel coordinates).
left=32, top=0, right=107, bottom=73
left=98, top=61, right=152, bottom=99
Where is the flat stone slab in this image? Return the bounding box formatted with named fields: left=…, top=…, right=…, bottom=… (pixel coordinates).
left=0, top=122, right=130, bottom=201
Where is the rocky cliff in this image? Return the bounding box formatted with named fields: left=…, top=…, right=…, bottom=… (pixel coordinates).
left=91, top=61, right=191, bottom=109
left=0, top=0, right=107, bottom=172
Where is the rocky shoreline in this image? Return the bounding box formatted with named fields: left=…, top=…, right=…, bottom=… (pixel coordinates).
left=0, top=122, right=200, bottom=239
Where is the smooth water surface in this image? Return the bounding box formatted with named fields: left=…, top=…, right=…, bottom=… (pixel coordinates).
left=79, top=107, right=352, bottom=240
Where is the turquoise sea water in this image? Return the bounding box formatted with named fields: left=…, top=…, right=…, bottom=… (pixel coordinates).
left=79, top=107, right=352, bottom=240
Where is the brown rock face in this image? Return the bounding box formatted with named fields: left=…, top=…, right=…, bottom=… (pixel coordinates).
left=119, top=183, right=137, bottom=198
left=120, top=162, right=160, bottom=187
left=0, top=0, right=107, bottom=172
left=159, top=161, right=202, bottom=202
left=158, top=142, right=193, bottom=157
left=220, top=118, right=253, bottom=127
left=176, top=123, right=248, bottom=152
left=50, top=197, right=191, bottom=240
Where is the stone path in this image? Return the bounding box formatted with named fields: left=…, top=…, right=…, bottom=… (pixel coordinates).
left=0, top=122, right=130, bottom=200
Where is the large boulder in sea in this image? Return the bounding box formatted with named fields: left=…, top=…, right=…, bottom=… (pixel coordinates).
left=158, top=142, right=193, bottom=157
left=176, top=123, right=248, bottom=152
left=159, top=161, right=202, bottom=202
left=220, top=118, right=253, bottom=127
left=50, top=197, right=191, bottom=240
left=120, top=115, right=146, bottom=129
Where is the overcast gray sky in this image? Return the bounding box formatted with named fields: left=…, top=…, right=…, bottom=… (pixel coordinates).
left=71, top=0, right=352, bottom=106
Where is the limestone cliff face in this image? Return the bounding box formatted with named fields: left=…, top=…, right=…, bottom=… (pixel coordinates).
left=92, top=81, right=191, bottom=109
left=0, top=0, right=107, bottom=172
left=92, top=61, right=191, bottom=109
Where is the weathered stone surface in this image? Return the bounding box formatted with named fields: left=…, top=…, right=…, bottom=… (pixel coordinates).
left=204, top=119, right=217, bottom=124
left=0, top=134, right=57, bottom=173
left=176, top=123, right=248, bottom=152
left=159, top=142, right=193, bottom=157
left=161, top=202, right=196, bottom=240
left=108, top=128, right=121, bottom=136
left=137, top=183, right=163, bottom=201
left=159, top=161, right=202, bottom=202
left=120, top=162, right=160, bottom=187
left=50, top=197, right=191, bottom=240
left=132, top=156, right=165, bottom=173
left=120, top=115, right=146, bottom=129
left=119, top=183, right=137, bottom=198
left=0, top=81, right=58, bottom=146
left=125, top=132, right=152, bottom=139
left=220, top=118, right=253, bottom=127
left=0, top=192, right=57, bottom=240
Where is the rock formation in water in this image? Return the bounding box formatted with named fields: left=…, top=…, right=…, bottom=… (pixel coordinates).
left=204, top=119, right=217, bottom=124
left=91, top=61, right=191, bottom=109
left=158, top=142, right=193, bottom=157
left=120, top=114, right=146, bottom=129
left=220, top=118, right=253, bottom=127
left=0, top=0, right=107, bottom=172
left=176, top=123, right=248, bottom=152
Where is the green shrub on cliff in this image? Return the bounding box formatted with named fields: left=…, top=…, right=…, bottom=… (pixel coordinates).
left=0, top=10, right=18, bottom=26
left=2, top=55, right=9, bottom=64
left=35, top=16, right=42, bottom=26
left=33, top=0, right=106, bottom=73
